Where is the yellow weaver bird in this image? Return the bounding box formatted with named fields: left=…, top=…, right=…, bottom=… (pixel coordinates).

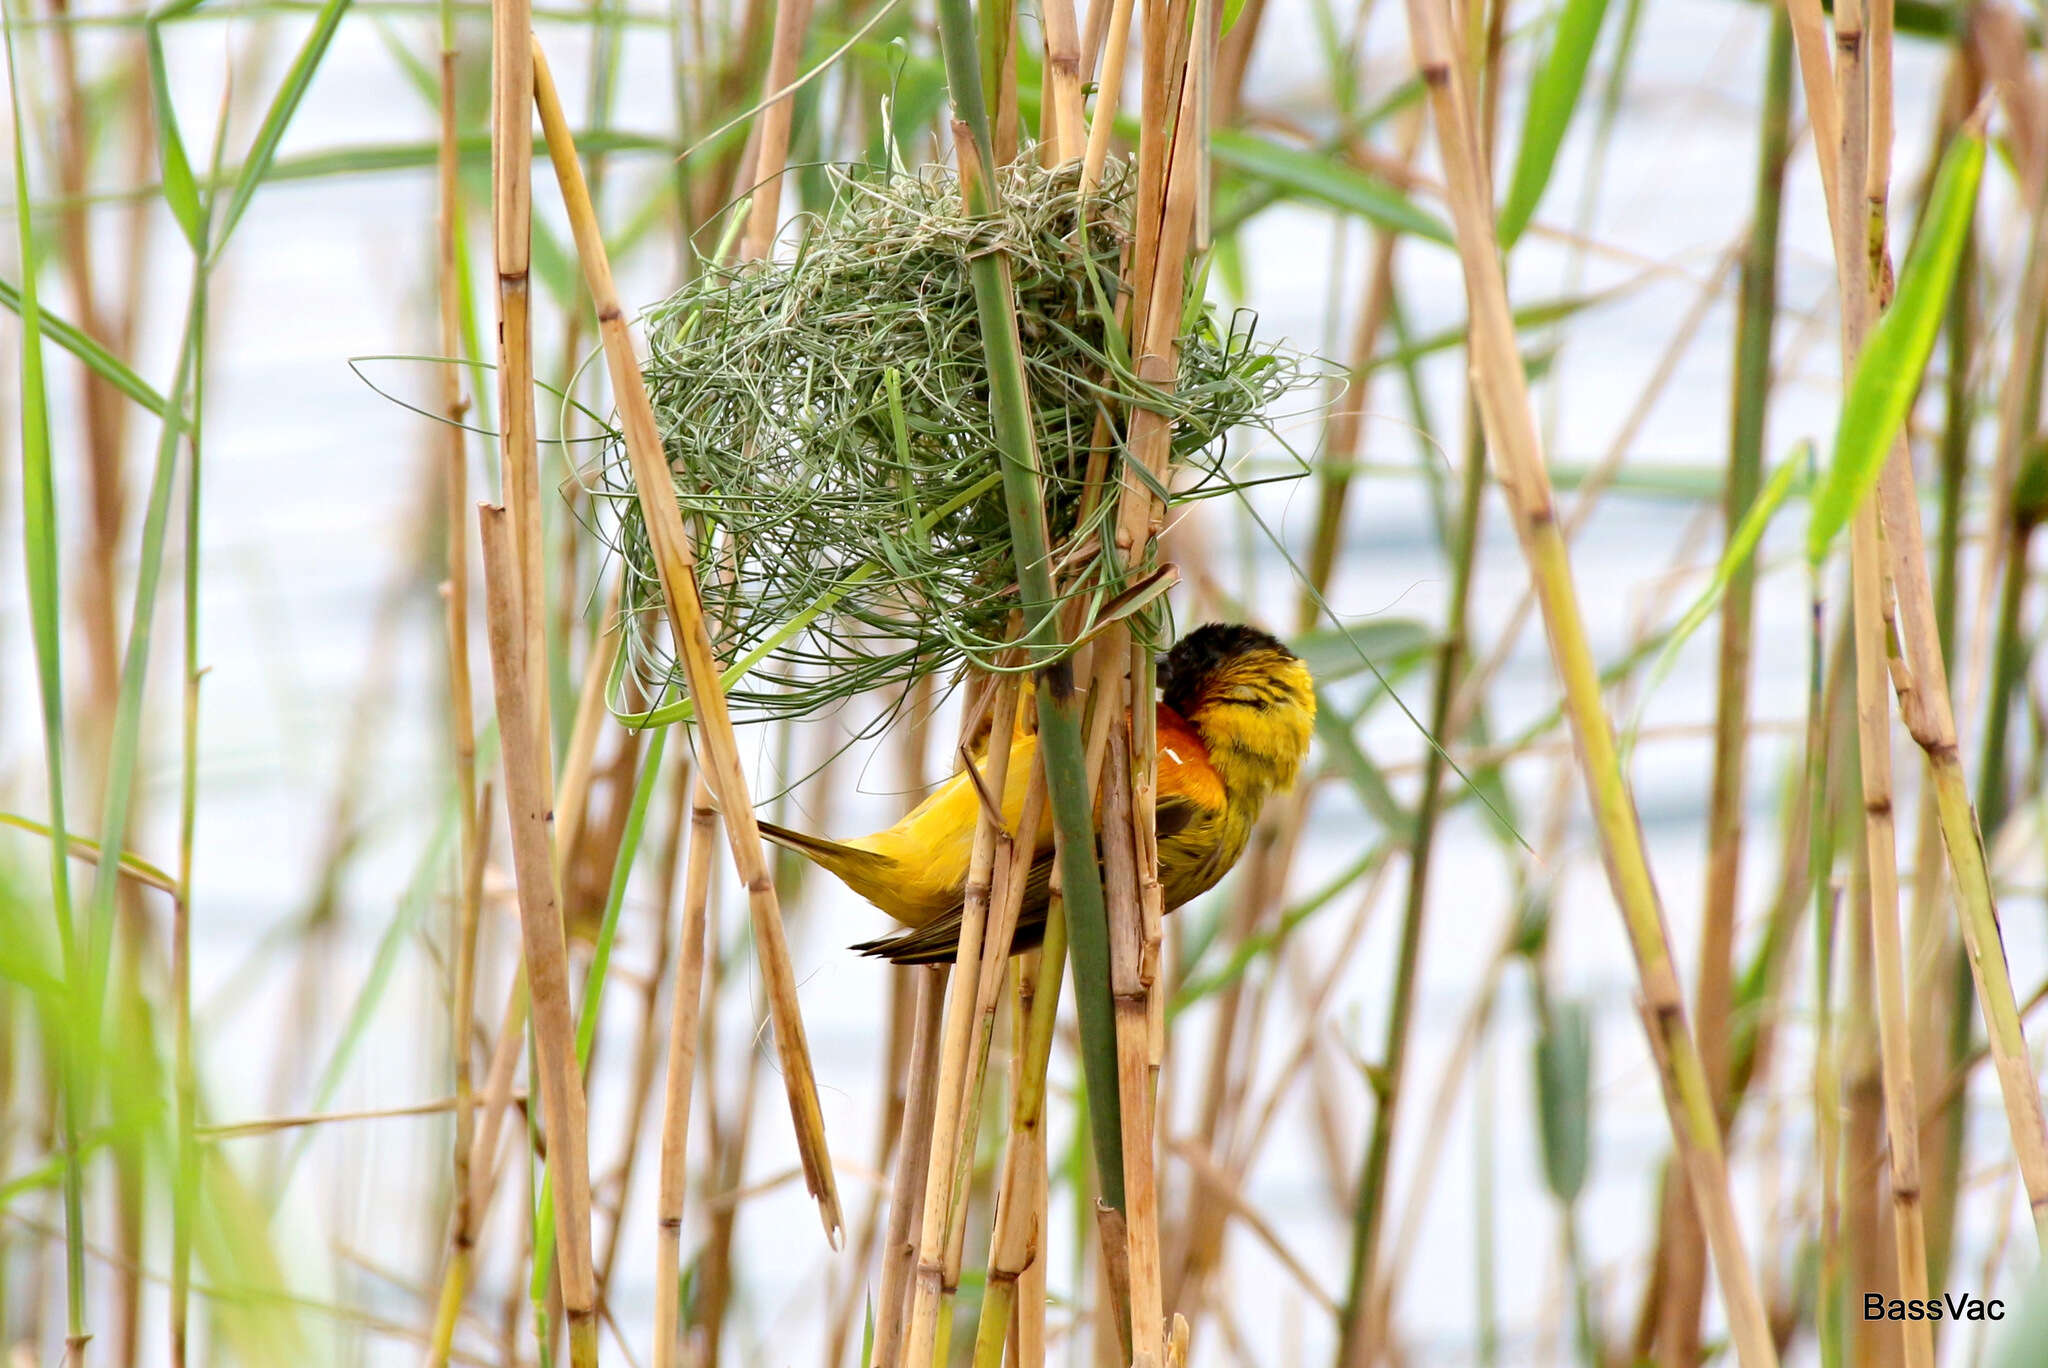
left=756, top=623, right=1316, bottom=963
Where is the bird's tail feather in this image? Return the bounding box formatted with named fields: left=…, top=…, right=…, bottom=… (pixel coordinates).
left=761, top=819, right=864, bottom=860
left=755, top=819, right=889, bottom=883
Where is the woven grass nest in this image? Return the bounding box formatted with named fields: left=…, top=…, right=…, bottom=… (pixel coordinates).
left=595, top=152, right=1309, bottom=723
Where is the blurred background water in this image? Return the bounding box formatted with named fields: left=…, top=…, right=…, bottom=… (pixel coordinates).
left=4, top=0, right=2043, bottom=1363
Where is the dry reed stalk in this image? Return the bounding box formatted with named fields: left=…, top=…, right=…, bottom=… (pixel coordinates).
left=531, top=34, right=843, bottom=1243
left=1875, top=395, right=2048, bottom=1247
left=937, top=5, right=1146, bottom=1349
left=1095, top=1201, right=1135, bottom=1364
left=463, top=973, right=530, bottom=1238
left=1078, top=0, right=1110, bottom=71
left=423, top=778, right=490, bottom=1368
left=1843, top=915, right=1901, bottom=1368
left=200, top=1093, right=530, bottom=1140
left=1788, top=0, right=2048, bottom=1249
left=1866, top=0, right=1893, bottom=214
left=1041, top=0, right=1087, bottom=160
left=428, top=680, right=603, bottom=1350
left=423, top=33, right=487, bottom=1361
left=425, top=38, right=551, bottom=1325
left=46, top=1, right=144, bottom=828
left=872, top=969, right=947, bottom=1368
left=552, top=575, right=625, bottom=886
left=825, top=688, right=935, bottom=1366
left=1848, top=495, right=1933, bottom=1365
left=1103, top=722, right=1165, bottom=1366
left=1910, top=68, right=1979, bottom=1284
left=1962, top=5, right=2045, bottom=689
left=1442, top=247, right=1739, bottom=741
left=477, top=508, right=601, bottom=1368
left=1082, top=0, right=1137, bottom=191
left=564, top=723, right=648, bottom=954
left=1212, top=0, right=1264, bottom=124
left=1099, top=18, right=1213, bottom=1358
left=1828, top=0, right=1932, bottom=1354
left=1015, top=1129, right=1050, bottom=1366
left=1124, top=0, right=1187, bottom=352
left=1698, top=7, right=1791, bottom=1128
left=941, top=762, right=1050, bottom=1283
left=595, top=754, right=694, bottom=1305
left=1963, top=5, right=2042, bottom=186
left=489, top=0, right=550, bottom=780
left=688, top=894, right=761, bottom=1363
left=1013, top=958, right=1055, bottom=1366
left=963, top=627, right=1103, bottom=1359
left=652, top=766, right=714, bottom=1368
left=1658, top=25, right=1793, bottom=1354
left=902, top=677, right=1023, bottom=1364
left=737, top=0, right=817, bottom=260
left=971, top=938, right=1064, bottom=1367
left=1395, top=0, right=1778, bottom=1362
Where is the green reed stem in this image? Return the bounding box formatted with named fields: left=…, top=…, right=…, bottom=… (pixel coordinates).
left=4, top=4, right=88, bottom=1348
left=1336, top=400, right=1484, bottom=1364
left=1700, top=3, right=1790, bottom=1098
left=171, top=227, right=211, bottom=1368
left=932, top=0, right=1126, bottom=1207
left=79, top=266, right=201, bottom=1101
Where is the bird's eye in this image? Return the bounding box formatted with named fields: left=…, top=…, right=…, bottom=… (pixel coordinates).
left=1224, top=689, right=1271, bottom=710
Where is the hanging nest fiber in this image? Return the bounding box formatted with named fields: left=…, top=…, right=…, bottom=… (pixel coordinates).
left=593, top=152, right=1308, bottom=723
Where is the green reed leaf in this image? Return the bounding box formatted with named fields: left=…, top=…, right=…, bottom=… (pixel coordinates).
left=211, top=0, right=355, bottom=255
left=145, top=26, right=208, bottom=251
left=0, top=278, right=175, bottom=419
left=1534, top=998, right=1593, bottom=1203
left=1210, top=128, right=1453, bottom=243
left=1498, top=0, right=1612, bottom=246
left=1626, top=443, right=1807, bottom=753
left=1807, top=128, right=1984, bottom=566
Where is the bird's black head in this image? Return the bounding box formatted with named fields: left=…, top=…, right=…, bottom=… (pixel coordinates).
left=1157, top=622, right=1314, bottom=797
left=1159, top=623, right=1296, bottom=718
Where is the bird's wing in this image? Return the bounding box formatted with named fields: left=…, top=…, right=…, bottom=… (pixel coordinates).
left=852, top=843, right=1057, bottom=965
left=1154, top=792, right=1204, bottom=842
